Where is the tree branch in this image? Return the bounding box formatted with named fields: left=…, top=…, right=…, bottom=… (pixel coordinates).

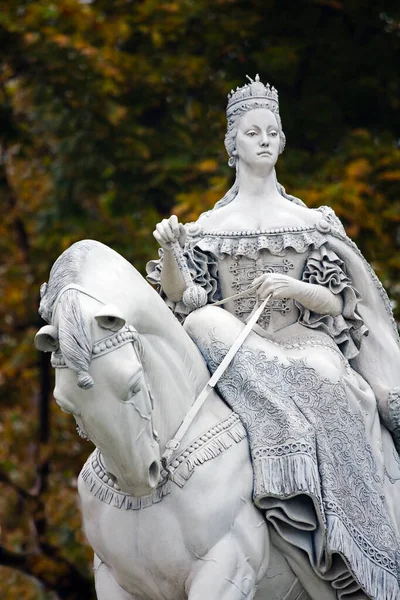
left=0, top=544, right=27, bottom=570
left=0, top=469, right=37, bottom=504
left=0, top=544, right=95, bottom=600
left=0, top=139, right=31, bottom=261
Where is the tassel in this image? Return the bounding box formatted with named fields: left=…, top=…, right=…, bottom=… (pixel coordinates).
left=80, top=452, right=170, bottom=511
left=172, top=420, right=247, bottom=488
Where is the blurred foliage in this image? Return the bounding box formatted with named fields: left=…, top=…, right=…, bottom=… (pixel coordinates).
left=0, top=0, right=399, bottom=597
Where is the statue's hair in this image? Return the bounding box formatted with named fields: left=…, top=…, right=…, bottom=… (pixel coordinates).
left=39, top=240, right=99, bottom=389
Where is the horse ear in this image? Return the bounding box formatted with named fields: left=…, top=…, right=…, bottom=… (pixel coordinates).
left=35, top=325, right=59, bottom=352
left=94, top=304, right=126, bottom=331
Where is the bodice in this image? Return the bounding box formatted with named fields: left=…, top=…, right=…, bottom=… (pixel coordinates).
left=218, top=249, right=306, bottom=332
left=190, top=222, right=330, bottom=332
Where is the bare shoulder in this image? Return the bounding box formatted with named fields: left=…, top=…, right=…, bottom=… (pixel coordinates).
left=286, top=201, right=319, bottom=225
left=193, top=198, right=327, bottom=234
left=195, top=204, right=240, bottom=233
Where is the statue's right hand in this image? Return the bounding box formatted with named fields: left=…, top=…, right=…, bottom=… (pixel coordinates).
left=153, top=215, right=187, bottom=250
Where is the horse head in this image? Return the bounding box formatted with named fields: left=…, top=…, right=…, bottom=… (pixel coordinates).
left=35, top=240, right=212, bottom=500
left=35, top=240, right=168, bottom=497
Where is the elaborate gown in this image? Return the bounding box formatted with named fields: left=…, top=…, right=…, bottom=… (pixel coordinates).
left=147, top=205, right=400, bottom=600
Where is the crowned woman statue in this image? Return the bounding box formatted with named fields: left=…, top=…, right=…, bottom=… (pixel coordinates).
left=147, top=75, right=400, bottom=600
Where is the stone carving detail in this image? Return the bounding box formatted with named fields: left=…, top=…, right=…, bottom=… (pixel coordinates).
left=198, top=227, right=326, bottom=259
left=201, top=337, right=400, bottom=594
left=229, top=257, right=294, bottom=327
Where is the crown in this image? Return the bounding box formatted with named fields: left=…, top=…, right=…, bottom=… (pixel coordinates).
left=227, top=74, right=279, bottom=117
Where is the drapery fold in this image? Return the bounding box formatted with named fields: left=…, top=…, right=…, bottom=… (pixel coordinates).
left=297, top=245, right=368, bottom=359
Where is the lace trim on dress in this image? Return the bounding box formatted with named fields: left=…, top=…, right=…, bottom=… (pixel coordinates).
left=196, top=227, right=326, bottom=260
left=202, top=338, right=400, bottom=600
left=297, top=245, right=368, bottom=359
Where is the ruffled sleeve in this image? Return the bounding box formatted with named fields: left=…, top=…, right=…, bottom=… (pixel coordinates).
left=146, top=235, right=221, bottom=322
left=297, top=245, right=368, bottom=359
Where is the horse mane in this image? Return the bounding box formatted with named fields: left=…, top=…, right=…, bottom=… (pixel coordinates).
left=39, top=240, right=100, bottom=389
left=39, top=240, right=98, bottom=323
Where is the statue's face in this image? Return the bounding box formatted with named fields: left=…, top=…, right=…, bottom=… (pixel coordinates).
left=235, top=108, right=280, bottom=170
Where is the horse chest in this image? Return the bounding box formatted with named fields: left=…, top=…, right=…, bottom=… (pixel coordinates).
left=79, top=482, right=194, bottom=597
left=77, top=444, right=264, bottom=599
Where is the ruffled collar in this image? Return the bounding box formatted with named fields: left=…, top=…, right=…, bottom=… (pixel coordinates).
left=187, top=222, right=330, bottom=260
left=183, top=207, right=339, bottom=260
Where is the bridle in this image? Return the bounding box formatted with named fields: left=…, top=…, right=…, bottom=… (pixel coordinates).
left=50, top=283, right=140, bottom=365
left=49, top=283, right=158, bottom=442
left=51, top=324, right=139, bottom=368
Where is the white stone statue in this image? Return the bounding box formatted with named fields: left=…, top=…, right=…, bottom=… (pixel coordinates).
left=34, top=240, right=314, bottom=600
left=35, top=76, right=400, bottom=600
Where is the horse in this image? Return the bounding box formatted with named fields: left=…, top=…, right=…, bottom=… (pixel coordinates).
left=35, top=239, right=332, bottom=600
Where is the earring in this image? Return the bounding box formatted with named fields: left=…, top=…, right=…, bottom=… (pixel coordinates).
left=228, top=148, right=237, bottom=167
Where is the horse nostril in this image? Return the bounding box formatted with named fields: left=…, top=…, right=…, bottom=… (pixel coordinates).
left=148, top=461, right=160, bottom=487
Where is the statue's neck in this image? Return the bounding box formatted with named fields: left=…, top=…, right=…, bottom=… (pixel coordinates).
left=236, top=165, right=281, bottom=208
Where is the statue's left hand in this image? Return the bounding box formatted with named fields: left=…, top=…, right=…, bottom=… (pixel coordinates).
left=253, top=273, right=302, bottom=300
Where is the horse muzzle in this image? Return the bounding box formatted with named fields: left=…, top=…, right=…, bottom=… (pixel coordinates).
left=113, top=458, right=161, bottom=497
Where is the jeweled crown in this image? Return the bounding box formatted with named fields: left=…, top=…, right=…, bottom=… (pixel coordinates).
left=227, top=74, right=279, bottom=116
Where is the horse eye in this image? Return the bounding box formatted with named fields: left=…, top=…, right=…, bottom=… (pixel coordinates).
left=94, top=304, right=126, bottom=331
left=95, top=315, right=125, bottom=331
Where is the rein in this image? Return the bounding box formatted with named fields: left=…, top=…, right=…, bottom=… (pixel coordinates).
left=161, top=292, right=272, bottom=467
left=162, top=239, right=272, bottom=466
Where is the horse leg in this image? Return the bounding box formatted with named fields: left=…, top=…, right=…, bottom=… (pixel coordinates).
left=94, top=554, right=138, bottom=600
left=185, top=536, right=263, bottom=600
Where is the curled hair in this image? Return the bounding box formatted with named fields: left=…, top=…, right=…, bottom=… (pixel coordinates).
left=57, top=290, right=94, bottom=389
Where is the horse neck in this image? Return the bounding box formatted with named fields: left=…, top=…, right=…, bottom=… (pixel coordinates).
left=79, top=247, right=214, bottom=450
left=138, top=316, right=211, bottom=451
